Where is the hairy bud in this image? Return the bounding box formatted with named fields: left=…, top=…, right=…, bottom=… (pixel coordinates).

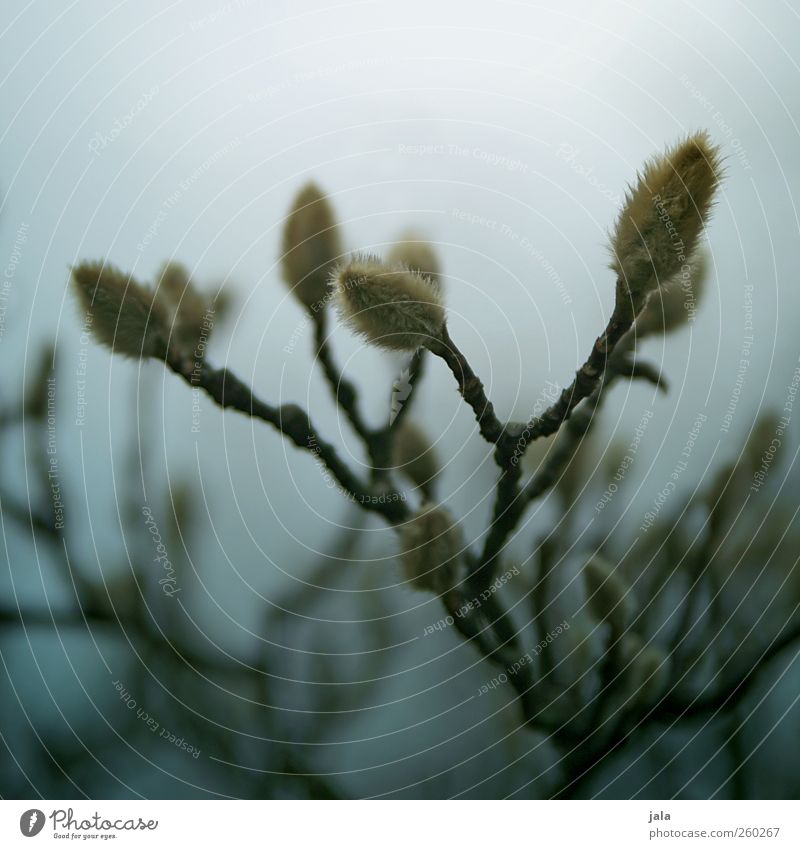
left=335, top=254, right=445, bottom=351
left=399, top=503, right=461, bottom=594
left=71, top=261, right=168, bottom=359
left=584, top=556, right=633, bottom=633
left=636, top=251, right=709, bottom=337
left=156, top=261, right=216, bottom=359
left=611, top=132, right=722, bottom=313
left=281, top=182, right=342, bottom=312
left=392, top=421, right=439, bottom=497
left=387, top=232, right=442, bottom=294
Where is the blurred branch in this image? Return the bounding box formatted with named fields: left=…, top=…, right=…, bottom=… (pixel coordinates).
left=312, top=310, right=372, bottom=444
left=166, top=354, right=409, bottom=524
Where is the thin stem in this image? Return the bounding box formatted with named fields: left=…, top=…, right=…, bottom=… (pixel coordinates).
left=312, top=310, right=372, bottom=443
left=663, top=617, right=800, bottom=720
left=479, top=359, right=664, bottom=581
left=431, top=305, right=639, bottom=582
left=428, top=324, right=506, bottom=445
left=312, top=312, right=429, bottom=490
left=548, top=617, right=800, bottom=798
left=479, top=378, right=606, bottom=579
left=477, top=464, right=523, bottom=580
left=532, top=536, right=557, bottom=680
left=443, top=582, right=541, bottom=728
left=519, top=298, right=635, bottom=448
left=167, top=355, right=409, bottom=524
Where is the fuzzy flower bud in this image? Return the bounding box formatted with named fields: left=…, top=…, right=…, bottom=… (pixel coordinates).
left=281, top=182, right=342, bottom=312
left=336, top=254, right=445, bottom=351
left=392, top=421, right=439, bottom=497
left=387, top=232, right=442, bottom=294
left=636, top=251, right=709, bottom=337
left=611, top=132, right=721, bottom=313
left=71, top=261, right=169, bottom=359
left=399, top=503, right=461, bottom=594
left=584, top=556, right=633, bottom=634
left=156, top=261, right=217, bottom=359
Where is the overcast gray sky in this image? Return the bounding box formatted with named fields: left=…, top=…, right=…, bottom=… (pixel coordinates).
left=2, top=4, right=800, bottom=791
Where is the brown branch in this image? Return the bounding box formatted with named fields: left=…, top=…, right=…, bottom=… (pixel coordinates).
left=478, top=376, right=607, bottom=581
left=519, top=298, right=636, bottom=452
left=549, top=617, right=800, bottom=799
left=312, top=312, right=430, bottom=491
left=430, top=303, right=638, bottom=582
left=166, top=355, right=409, bottom=524
left=478, top=355, right=664, bottom=582
left=476, top=464, right=524, bottom=582
left=312, top=310, right=372, bottom=443
left=428, top=324, right=506, bottom=445
left=443, top=580, right=541, bottom=727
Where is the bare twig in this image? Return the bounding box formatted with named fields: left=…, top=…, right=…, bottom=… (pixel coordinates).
left=166, top=355, right=409, bottom=524
left=520, top=300, right=635, bottom=448
left=549, top=618, right=800, bottom=799
left=312, top=310, right=372, bottom=443
left=428, top=324, right=506, bottom=445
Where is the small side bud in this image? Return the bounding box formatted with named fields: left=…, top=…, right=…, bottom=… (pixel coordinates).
left=387, top=232, right=442, bottom=294
left=584, top=556, right=633, bottom=634
left=399, top=503, right=461, bottom=594
left=71, top=261, right=168, bottom=359
left=335, top=254, right=445, bottom=351
left=392, top=421, right=439, bottom=497
left=611, top=132, right=722, bottom=313
left=281, top=182, right=342, bottom=312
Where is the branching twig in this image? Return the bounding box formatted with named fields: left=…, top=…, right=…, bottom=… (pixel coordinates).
left=166, top=355, right=409, bottom=524
left=549, top=618, right=800, bottom=799
left=312, top=311, right=428, bottom=490
left=520, top=300, right=635, bottom=448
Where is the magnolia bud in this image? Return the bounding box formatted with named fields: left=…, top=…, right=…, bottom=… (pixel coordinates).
left=281, top=182, right=342, bottom=312
left=611, top=132, right=721, bottom=312
left=392, top=421, right=439, bottom=496
left=335, top=254, right=445, bottom=351
left=584, top=556, right=633, bottom=634
left=400, top=503, right=461, bottom=594
left=387, top=232, right=442, bottom=294
left=156, top=261, right=216, bottom=359
left=636, top=251, right=709, bottom=337
left=71, top=261, right=168, bottom=359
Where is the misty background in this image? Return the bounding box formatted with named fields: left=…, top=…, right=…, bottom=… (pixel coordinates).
left=1, top=0, right=799, bottom=798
